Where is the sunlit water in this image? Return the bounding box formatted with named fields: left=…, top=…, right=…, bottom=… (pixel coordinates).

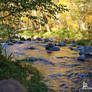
left=3, top=40, right=92, bottom=91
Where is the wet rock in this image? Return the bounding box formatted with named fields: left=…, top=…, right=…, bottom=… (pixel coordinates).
left=0, top=80, right=27, bottom=92
left=72, top=48, right=78, bottom=51
left=40, top=44, right=47, bottom=48
left=29, top=57, right=38, bottom=62
left=17, top=41, right=24, bottom=44
left=47, top=50, right=53, bottom=53
left=84, top=45, right=92, bottom=49
left=48, top=47, right=60, bottom=51
left=88, top=71, right=92, bottom=77
left=57, top=42, right=66, bottom=47
left=56, top=57, right=64, bottom=59
left=15, top=52, right=24, bottom=55
left=50, top=74, right=62, bottom=77
left=7, top=42, right=14, bottom=45
left=72, top=53, right=78, bottom=55
left=77, top=74, right=87, bottom=79
left=36, top=37, right=43, bottom=41
left=69, top=46, right=73, bottom=50
left=69, top=46, right=78, bottom=51
left=67, top=64, right=79, bottom=67
left=71, top=43, right=77, bottom=47
left=79, top=49, right=85, bottom=55
left=46, top=43, right=60, bottom=51
left=67, top=73, right=74, bottom=78
left=77, top=45, right=84, bottom=50
left=72, top=80, right=79, bottom=83
left=7, top=39, right=17, bottom=44
left=79, top=45, right=92, bottom=56
left=27, top=38, right=31, bottom=41
left=59, top=84, right=66, bottom=87
left=46, top=43, right=55, bottom=48
left=44, top=38, right=51, bottom=42
left=27, top=46, right=36, bottom=50
left=77, top=54, right=86, bottom=61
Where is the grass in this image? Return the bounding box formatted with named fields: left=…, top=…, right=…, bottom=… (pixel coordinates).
left=0, top=43, right=48, bottom=92
left=77, top=39, right=91, bottom=46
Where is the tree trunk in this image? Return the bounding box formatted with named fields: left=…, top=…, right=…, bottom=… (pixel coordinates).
left=45, top=24, right=50, bottom=32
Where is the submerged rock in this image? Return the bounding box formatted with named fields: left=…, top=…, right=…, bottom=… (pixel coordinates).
left=72, top=80, right=79, bottom=83
left=67, top=64, right=80, bottom=67
left=15, top=52, right=24, bottom=55
left=57, top=42, right=66, bottom=47
left=50, top=74, right=62, bottom=77
left=38, top=57, right=54, bottom=65
left=48, top=47, right=60, bottom=51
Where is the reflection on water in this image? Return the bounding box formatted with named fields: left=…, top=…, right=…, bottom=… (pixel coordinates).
left=5, top=41, right=92, bottom=91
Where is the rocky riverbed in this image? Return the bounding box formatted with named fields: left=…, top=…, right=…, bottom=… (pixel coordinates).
left=1, top=38, right=92, bottom=92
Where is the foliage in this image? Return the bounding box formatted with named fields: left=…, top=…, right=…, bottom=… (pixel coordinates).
left=77, top=39, right=91, bottom=46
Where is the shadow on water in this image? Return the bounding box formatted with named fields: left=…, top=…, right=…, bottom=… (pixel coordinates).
left=4, top=40, right=92, bottom=91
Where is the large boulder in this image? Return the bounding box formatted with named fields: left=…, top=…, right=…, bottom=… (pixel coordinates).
left=0, top=80, right=27, bottom=92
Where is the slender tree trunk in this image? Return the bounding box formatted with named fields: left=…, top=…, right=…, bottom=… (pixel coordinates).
left=45, top=24, right=50, bottom=32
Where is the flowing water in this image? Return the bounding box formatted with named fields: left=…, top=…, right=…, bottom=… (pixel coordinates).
left=4, top=40, right=92, bottom=91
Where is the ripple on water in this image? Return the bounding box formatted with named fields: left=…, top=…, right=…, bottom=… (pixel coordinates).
left=5, top=41, right=92, bottom=91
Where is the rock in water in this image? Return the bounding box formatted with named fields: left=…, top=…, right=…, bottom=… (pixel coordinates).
left=36, top=37, right=42, bottom=41
left=27, top=46, right=36, bottom=50
left=48, top=47, right=60, bottom=51
left=88, top=71, right=92, bottom=77
left=57, top=42, right=66, bottom=47
left=77, top=54, right=86, bottom=61
left=46, top=43, right=60, bottom=51
left=27, top=38, right=31, bottom=41
left=7, top=42, right=14, bottom=45
left=0, top=80, right=27, bottom=92
left=29, top=57, right=38, bottom=62
left=71, top=43, right=77, bottom=47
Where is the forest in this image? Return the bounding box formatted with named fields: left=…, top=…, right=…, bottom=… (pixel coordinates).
left=0, top=0, right=92, bottom=92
